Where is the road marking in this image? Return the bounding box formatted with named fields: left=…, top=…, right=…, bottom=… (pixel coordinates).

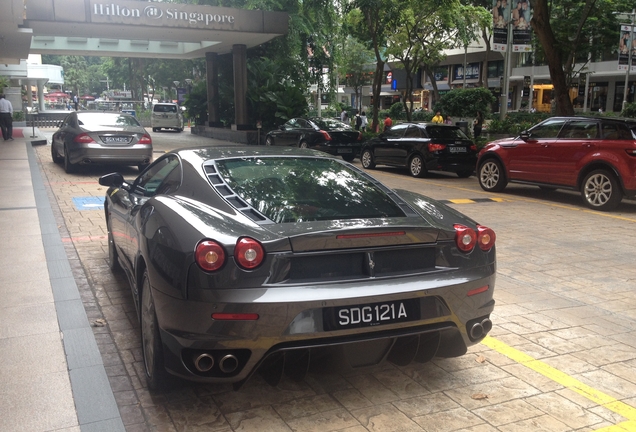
left=482, top=336, right=636, bottom=426
left=593, top=421, right=636, bottom=431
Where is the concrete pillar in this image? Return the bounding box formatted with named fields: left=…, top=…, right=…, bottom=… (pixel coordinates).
left=26, top=80, right=33, bottom=111
left=205, top=52, right=222, bottom=127
left=37, top=80, right=45, bottom=112
left=232, top=44, right=249, bottom=130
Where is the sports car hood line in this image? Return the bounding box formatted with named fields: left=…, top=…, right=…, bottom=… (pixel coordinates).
left=99, top=146, right=496, bottom=390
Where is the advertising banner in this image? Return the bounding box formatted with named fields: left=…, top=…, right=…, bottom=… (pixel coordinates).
left=492, top=0, right=509, bottom=51
left=618, top=25, right=636, bottom=72
left=453, top=63, right=481, bottom=81
left=511, top=0, right=532, bottom=52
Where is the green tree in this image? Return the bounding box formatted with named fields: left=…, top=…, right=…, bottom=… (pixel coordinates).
left=340, top=37, right=375, bottom=112
left=433, top=87, right=495, bottom=118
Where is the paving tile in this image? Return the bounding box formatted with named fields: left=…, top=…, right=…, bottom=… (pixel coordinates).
left=351, top=403, right=424, bottom=432
left=272, top=394, right=341, bottom=421
left=472, top=398, right=546, bottom=427
left=412, top=406, right=484, bottom=432
left=225, top=406, right=292, bottom=432
left=524, top=392, right=605, bottom=429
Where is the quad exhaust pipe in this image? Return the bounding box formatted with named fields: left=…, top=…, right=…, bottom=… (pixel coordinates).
left=469, top=318, right=493, bottom=340
left=193, top=352, right=239, bottom=374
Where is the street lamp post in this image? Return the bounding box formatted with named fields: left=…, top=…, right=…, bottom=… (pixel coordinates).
left=173, top=81, right=180, bottom=102
left=622, top=9, right=636, bottom=112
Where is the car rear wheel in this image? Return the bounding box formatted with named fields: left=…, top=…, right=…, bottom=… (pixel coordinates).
left=51, top=143, right=63, bottom=164
left=265, top=137, right=273, bottom=146
left=299, top=141, right=309, bottom=149
left=581, top=169, right=622, bottom=211
left=361, top=149, right=375, bottom=169
left=456, top=170, right=473, bottom=178
left=478, top=159, right=507, bottom=192
left=342, top=154, right=355, bottom=162
left=152, top=128, right=158, bottom=132
left=409, top=155, right=426, bottom=178
left=63, top=145, right=76, bottom=174
left=140, top=269, right=170, bottom=390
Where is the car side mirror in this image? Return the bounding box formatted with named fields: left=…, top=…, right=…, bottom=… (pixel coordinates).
left=519, top=130, right=530, bottom=141
left=99, top=172, right=132, bottom=192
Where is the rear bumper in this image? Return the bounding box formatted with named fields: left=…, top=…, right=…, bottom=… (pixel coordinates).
left=151, top=268, right=496, bottom=384
left=69, top=144, right=153, bottom=165
left=313, top=143, right=362, bottom=157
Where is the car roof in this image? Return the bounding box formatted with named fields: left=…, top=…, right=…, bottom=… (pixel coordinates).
left=174, top=145, right=333, bottom=166
left=541, top=116, right=636, bottom=124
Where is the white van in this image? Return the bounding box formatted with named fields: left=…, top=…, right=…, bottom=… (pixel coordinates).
left=151, top=103, right=184, bottom=132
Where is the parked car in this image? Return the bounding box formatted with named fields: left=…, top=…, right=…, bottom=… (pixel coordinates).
left=477, top=116, right=636, bottom=211
left=51, top=111, right=153, bottom=174
left=360, top=123, right=478, bottom=178
left=264, top=117, right=362, bottom=161
left=98, top=146, right=497, bottom=389
left=151, top=102, right=184, bottom=132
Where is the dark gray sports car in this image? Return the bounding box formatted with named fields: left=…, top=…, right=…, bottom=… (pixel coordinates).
left=98, top=146, right=496, bottom=390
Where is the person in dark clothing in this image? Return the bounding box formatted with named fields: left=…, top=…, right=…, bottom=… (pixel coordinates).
left=0, top=94, right=14, bottom=141
left=473, top=110, right=484, bottom=139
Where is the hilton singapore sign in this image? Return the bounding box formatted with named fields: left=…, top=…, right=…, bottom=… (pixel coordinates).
left=91, top=1, right=237, bottom=29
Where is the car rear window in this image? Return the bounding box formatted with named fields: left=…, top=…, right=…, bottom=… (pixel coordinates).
left=214, top=157, right=406, bottom=223
left=425, top=126, right=469, bottom=140
left=153, top=104, right=178, bottom=113
left=77, top=113, right=141, bottom=127
left=312, top=118, right=350, bottom=130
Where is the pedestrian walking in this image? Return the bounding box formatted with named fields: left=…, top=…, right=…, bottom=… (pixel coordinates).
left=340, top=109, right=348, bottom=123
left=360, top=111, right=368, bottom=132
left=432, top=111, right=444, bottom=124
left=473, top=110, right=484, bottom=139
left=0, top=94, right=14, bottom=141
left=73, top=95, right=79, bottom=111
left=354, top=110, right=362, bottom=131
left=444, top=115, right=453, bottom=125
left=383, top=113, right=393, bottom=131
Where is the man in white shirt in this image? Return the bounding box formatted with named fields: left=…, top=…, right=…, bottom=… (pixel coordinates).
left=0, top=94, right=14, bottom=141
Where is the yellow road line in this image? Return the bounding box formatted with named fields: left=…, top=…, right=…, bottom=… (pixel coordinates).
left=482, top=336, right=636, bottom=425
left=593, top=421, right=636, bottom=431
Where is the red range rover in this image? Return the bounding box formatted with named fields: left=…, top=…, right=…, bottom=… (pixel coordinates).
left=477, top=117, right=636, bottom=211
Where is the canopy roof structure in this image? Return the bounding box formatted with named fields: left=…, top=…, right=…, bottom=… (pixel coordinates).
left=1, top=0, right=289, bottom=64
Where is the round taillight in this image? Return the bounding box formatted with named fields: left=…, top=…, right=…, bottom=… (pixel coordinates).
left=195, top=240, right=226, bottom=272
left=454, top=224, right=477, bottom=252
left=477, top=225, right=496, bottom=251
left=234, top=237, right=265, bottom=269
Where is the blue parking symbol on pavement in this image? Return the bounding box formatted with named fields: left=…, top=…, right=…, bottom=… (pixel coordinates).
left=73, top=196, right=105, bottom=211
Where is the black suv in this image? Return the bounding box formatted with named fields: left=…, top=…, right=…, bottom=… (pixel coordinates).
left=360, top=123, right=478, bottom=178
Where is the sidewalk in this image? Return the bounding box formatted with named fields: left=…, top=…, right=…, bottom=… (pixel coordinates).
left=0, top=128, right=124, bottom=432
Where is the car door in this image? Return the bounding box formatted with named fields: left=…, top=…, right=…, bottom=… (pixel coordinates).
left=395, top=125, right=425, bottom=165
left=549, top=120, right=600, bottom=186
left=508, top=118, right=566, bottom=182
left=123, top=156, right=182, bottom=269
left=373, top=124, right=408, bottom=165
left=53, top=114, right=76, bottom=153
left=293, top=119, right=316, bottom=146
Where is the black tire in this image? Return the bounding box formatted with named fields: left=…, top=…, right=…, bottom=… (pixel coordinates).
left=478, top=159, right=507, bottom=192
left=51, top=143, right=62, bottom=164
left=361, top=149, right=375, bottom=169
left=265, top=136, right=273, bottom=146
left=152, top=128, right=158, bottom=132
left=299, top=140, right=309, bottom=149
left=63, top=145, right=76, bottom=174
left=342, top=154, right=355, bottom=162
left=408, top=155, right=426, bottom=178
left=456, top=170, right=473, bottom=178
left=581, top=169, right=622, bottom=211
left=106, top=218, right=121, bottom=272
left=140, top=269, right=170, bottom=390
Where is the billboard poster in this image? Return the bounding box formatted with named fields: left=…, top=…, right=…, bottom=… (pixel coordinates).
left=511, top=0, right=532, bottom=52
left=618, top=25, right=636, bottom=72
left=492, top=0, right=509, bottom=51
left=453, top=63, right=481, bottom=81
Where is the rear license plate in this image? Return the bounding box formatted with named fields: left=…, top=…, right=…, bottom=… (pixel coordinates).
left=449, top=147, right=467, bottom=153
left=337, top=148, right=353, bottom=154
left=323, top=299, right=420, bottom=331
left=101, top=136, right=131, bottom=144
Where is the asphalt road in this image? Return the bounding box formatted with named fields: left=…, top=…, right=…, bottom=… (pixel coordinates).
left=36, top=127, right=636, bottom=432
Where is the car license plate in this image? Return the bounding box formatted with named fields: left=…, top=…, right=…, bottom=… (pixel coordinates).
left=449, top=147, right=467, bottom=153
left=101, top=136, right=131, bottom=144
left=323, top=299, right=420, bottom=331
left=337, top=148, right=353, bottom=154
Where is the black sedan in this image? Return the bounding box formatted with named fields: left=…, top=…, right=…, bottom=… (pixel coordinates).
left=51, top=111, right=153, bottom=174
left=98, top=146, right=496, bottom=390
left=265, top=117, right=362, bottom=161
left=360, top=123, right=478, bottom=178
